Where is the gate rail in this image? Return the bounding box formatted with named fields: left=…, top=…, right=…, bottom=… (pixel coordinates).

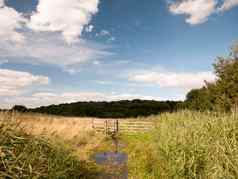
left=92, top=119, right=154, bottom=134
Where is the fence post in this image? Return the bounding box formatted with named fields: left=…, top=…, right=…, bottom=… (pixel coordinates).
left=105, top=120, right=108, bottom=135
left=116, top=120, right=119, bottom=133
left=92, top=119, right=94, bottom=130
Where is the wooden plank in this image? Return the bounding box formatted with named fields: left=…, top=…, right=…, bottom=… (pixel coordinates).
left=120, top=124, right=154, bottom=127
left=120, top=128, right=152, bottom=131
left=93, top=125, right=104, bottom=127
left=119, top=121, right=154, bottom=124
left=120, top=127, right=154, bottom=131
left=120, top=126, right=153, bottom=129
left=121, top=126, right=151, bottom=129
left=94, top=125, right=105, bottom=127
left=119, top=125, right=154, bottom=128
left=119, top=124, right=154, bottom=127
left=119, top=125, right=152, bottom=128
left=119, top=128, right=153, bottom=131
left=94, top=126, right=105, bottom=128
left=93, top=122, right=105, bottom=124
left=93, top=119, right=155, bottom=133
left=119, top=122, right=154, bottom=124
left=119, top=123, right=154, bottom=125
left=119, top=130, right=150, bottom=133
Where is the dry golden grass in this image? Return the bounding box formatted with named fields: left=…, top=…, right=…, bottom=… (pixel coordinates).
left=0, top=111, right=105, bottom=160
left=0, top=112, right=100, bottom=178
left=0, top=112, right=97, bottom=136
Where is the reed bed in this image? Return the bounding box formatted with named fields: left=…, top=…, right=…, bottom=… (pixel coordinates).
left=123, top=111, right=238, bottom=179
left=0, top=112, right=100, bottom=178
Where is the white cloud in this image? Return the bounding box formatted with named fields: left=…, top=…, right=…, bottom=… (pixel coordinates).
left=129, top=71, right=216, bottom=89
left=99, top=30, right=110, bottom=36
left=0, top=91, right=164, bottom=108
left=28, top=0, right=100, bottom=44
left=0, top=0, right=26, bottom=43
left=169, top=0, right=217, bottom=25
left=218, top=0, right=238, bottom=12
left=0, top=31, right=113, bottom=72
left=0, top=0, right=112, bottom=72
left=0, top=69, right=49, bottom=96
left=0, top=0, right=4, bottom=7
left=85, top=24, right=94, bottom=33
left=96, top=29, right=115, bottom=41
left=169, top=0, right=238, bottom=24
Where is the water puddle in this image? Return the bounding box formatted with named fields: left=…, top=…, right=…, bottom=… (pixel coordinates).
left=94, top=152, right=128, bottom=165
left=93, top=136, right=128, bottom=179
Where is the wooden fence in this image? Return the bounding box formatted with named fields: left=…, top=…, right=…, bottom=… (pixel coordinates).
left=92, top=119, right=155, bottom=134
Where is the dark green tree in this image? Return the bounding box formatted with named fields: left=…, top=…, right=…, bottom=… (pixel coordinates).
left=186, top=87, right=213, bottom=111
left=186, top=43, right=238, bottom=112
left=12, top=105, right=28, bottom=112
left=211, top=43, right=238, bottom=111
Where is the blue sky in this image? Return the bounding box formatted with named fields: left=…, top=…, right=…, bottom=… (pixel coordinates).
left=0, top=0, right=237, bottom=108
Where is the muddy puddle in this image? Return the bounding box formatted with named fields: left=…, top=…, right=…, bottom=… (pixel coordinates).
left=92, top=137, right=128, bottom=179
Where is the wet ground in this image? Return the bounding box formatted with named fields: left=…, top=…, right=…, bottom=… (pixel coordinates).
left=92, top=137, right=128, bottom=179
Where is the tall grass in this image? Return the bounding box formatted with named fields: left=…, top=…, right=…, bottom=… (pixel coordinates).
left=122, top=111, right=238, bottom=179
left=0, top=112, right=105, bottom=160
left=0, top=112, right=101, bottom=178
left=2, top=111, right=238, bottom=178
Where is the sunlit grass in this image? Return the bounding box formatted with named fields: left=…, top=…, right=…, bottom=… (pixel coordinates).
left=0, top=112, right=105, bottom=160
left=122, top=111, right=238, bottom=179
left=0, top=112, right=102, bottom=178
left=1, top=111, right=238, bottom=178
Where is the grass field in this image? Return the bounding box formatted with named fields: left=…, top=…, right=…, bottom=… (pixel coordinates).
left=1, top=111, right=238, bottom=178
left=122, top=111, right=238, bottom=179
left=0, top=113, right=101, bottom=178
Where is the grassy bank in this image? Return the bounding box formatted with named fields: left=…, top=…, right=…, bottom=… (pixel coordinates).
left=0, top=112, right=101, bottom=178
left=122, top=111, right=238, bottom=179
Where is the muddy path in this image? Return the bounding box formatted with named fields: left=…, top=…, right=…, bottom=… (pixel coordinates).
left=92, top=135, right=128, bottom=179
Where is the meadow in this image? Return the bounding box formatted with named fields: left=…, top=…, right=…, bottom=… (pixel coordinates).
left=1, top=111, right=238, bottom=178
left=122, top=111, right=238, bottom=179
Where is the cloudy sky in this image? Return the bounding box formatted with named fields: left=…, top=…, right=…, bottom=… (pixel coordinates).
left=0, top=0, right=237, bottom=108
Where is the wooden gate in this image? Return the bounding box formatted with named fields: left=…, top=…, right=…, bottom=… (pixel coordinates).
left=118, top=121, right=154, bottom=133
left=92, top=119, right=154, bottom=134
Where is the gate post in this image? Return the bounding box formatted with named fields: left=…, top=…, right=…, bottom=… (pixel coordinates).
left=105, top=120, right=108, bottom=135
left=116, top=120, right=119, bottom=133
left=92, top=119, right=94, bottom=130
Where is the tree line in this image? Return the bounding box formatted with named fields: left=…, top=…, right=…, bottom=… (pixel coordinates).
left=8, top=100, right=182, bottom=118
